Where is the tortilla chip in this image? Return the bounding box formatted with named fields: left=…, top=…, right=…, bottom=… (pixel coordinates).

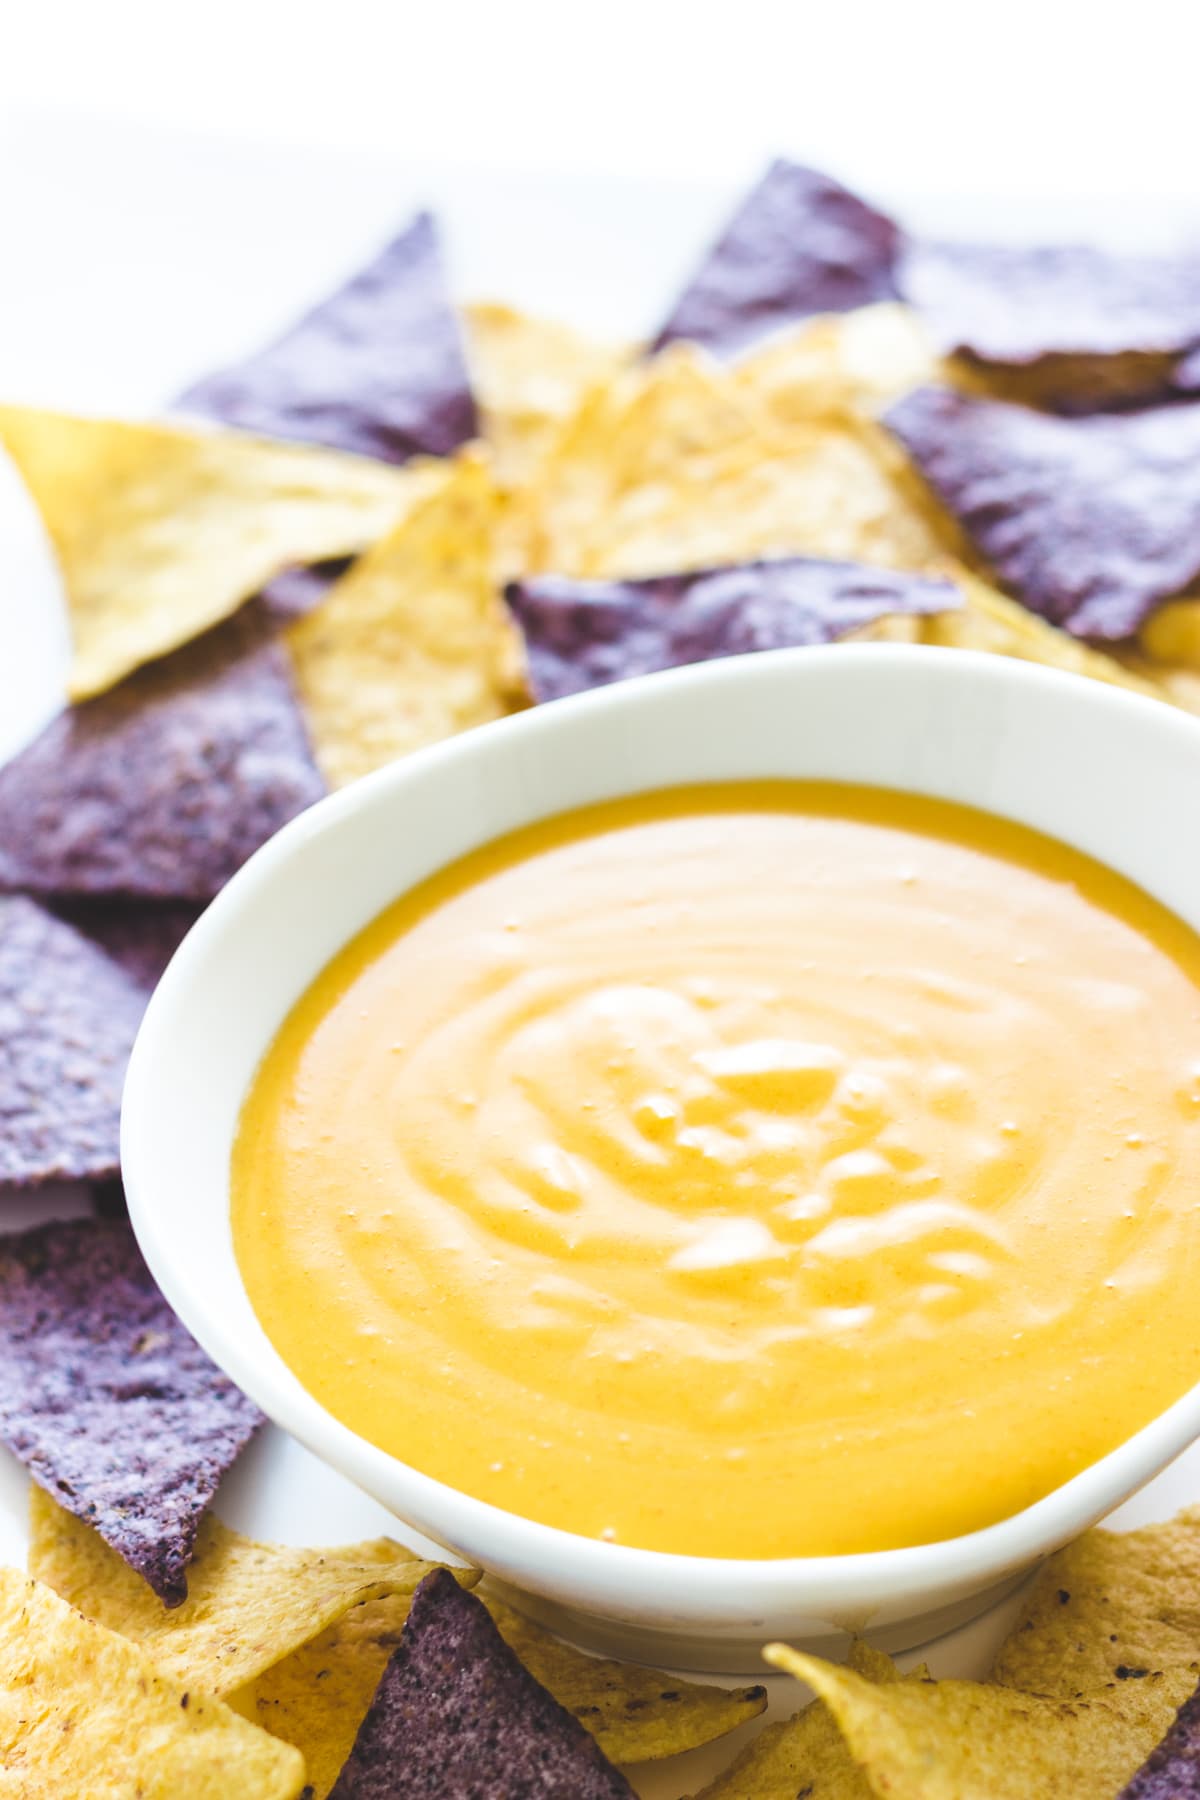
left=463, top=301, right=632, bottom=484
left=734, top=302, right=938, bottom=423
left=885, top=385, right=1200, bottom=641
left=288, top=452, right=525, bottom=788
left=689, top=1641, right=904, bottom=1800
left=28, top=1487, right=450, bottom=1697
left=47, top=896, right=202, bottom=989
left=177, top=212, right=478, bottom=461
left=0, top=896, right=146, bottom=1186
left=0, top=1215, right=263, bottom=1605
left=325, top=1569, right=634, bottom=1799
left=0, top=604, right=324, bottom=900
left=506, top=557, right=959, bottom=701
left=476, top=1585, right=766, bottom=1760
left=902, top=239, right=1200, bottom=410
left=652, top=160, right=900, bottom=357
left=0, top=1567, right=306, bottom=1799
left=0, top=405, right=412, bottom=697
left=1118, top=1679, right=1200, bottom=1797
left=992, top=1509, right=1200, bottom=1697
left=768, top=1644, right=1197, bottom=1800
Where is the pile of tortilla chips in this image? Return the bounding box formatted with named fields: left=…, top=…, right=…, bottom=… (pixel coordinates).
left=4, top=158, right=1200, bottom=1792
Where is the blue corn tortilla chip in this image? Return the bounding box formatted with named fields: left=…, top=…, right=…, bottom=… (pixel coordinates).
left=652, top=160, right=901, bottom=357
left=47, top=898, right=202, bottom=991
left=885, top=385, right=1200, bottom=641
left=0, top=1214, right=264, bottom=1605
left=903, top=239, right=1200, bottom=409
left=328, top=1568, right=635, bottom=1799
left=0, top=897, right=146, bottom=1188
left=506, top=557, right=959, bottom=702
left=0, top=603, right=324, bottom=901
left=1118, top=1678, right=1200, bottom=1797
left=176, top=212, right=477, bottom=463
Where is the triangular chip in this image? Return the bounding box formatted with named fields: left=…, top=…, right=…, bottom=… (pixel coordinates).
left=0, top=896, right=145, bottom=1186
left=902, top=239, right=1200, bottom=410
left=885, top=385, right=1200, bottom=640
left=733, top=302, right=938, bottom=424
left=1118, top=1679, right=1200, bottom=1797
left=48, top=896, right=203, bottom=988
left=28, top=1487, right=455, bottom=1695
left=287, top=452, right=525, bottom=788
left=690, top=1641, right=905, bottom=1800
left=652, top=160, right=901, bottom=356
left=326, top=1569, right=635, bottom=1798
left=0, top=604, right=324, bottom=900
left=177, top=212, right=477, bottom=461
left=767, top=1645, right=1195, bottom=1800
left=0, top=404, right=413, bottom=696
left=992, top=1508, right=1200, bottom=1697
left=464, top=301, right=632, bottom=483
left=0, top=1567, right=306, bottom=1800
left=0, top=1215, right=263, bottom=1605
left=507, top=557, right=959, bottom=701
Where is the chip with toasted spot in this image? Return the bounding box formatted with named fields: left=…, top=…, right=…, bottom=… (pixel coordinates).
left=28, top=1486, right=456, bottom=1696
left=768, top=1644, right=1196, bottom=1800
left=653, top=160, right=901, bottom=357
left=0, top=1215, right=263, bottom=1604
left=0, top=1566, right=307, bottom=1799
left=287, top=451, right=525, bottom=788
left=0, top=404, right=413, bottom=697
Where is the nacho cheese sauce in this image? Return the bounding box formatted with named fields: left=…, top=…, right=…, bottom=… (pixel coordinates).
left=232, top=783, right=1200, bottom=1558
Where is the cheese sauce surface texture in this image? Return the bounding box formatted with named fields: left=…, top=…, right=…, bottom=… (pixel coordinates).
left=232, top=783, right=1200, bottom=1557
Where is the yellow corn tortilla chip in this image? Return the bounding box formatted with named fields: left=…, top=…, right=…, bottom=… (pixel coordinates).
left=689, top=1641, right=906, bottom=1799
left=734, top=303, right=938, bottom=424
left=287, top=450, right=527, bottom=789
left=463, top=302, right=632, bottom=485
left=768, top=1644, right=1195, bottom=1800
left=0, top=1566, right=306, bottom=1799
left=0, top=404, right=416, bottom=698
left=1139, top=597, right=1200, bottom=669
left=28, top=1485, right=453, bottom=1696
left=992, top=1508, right=1200, bottom=1698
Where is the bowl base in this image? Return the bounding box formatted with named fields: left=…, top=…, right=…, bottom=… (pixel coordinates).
left=484, top=1566, right=1033, bottom=1675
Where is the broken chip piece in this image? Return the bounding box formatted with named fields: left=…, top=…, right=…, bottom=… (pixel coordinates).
left=885, top=385, right=1200, bottom=640
left=652, top=159, right=901, bottom=357
left=0, top=404, right=412, bottom=697
left=326, top=1568, right=635, bottom=1798
left=0, top=1566, right=307, bottom=1799
left=0, top=1215, right=263, bottom=1605
left=506, top=557, right=959, bottom=702
left=0, top=896, right=145, bottom=1187
left=767, top=1643, right=1197, bottom=1800
left=902, top=239, right=1200, bottom=410
left=29, top=1487, right=459, bottom=1697
left=177, top=211, right=478, bottom=462
left=1118, top=1678, right=1200, bottom=1798
left=0, top=604, right=324, bottom=901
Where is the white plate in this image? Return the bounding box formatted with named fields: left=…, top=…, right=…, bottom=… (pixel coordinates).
left=2, top=111, right=1200, bottom=1793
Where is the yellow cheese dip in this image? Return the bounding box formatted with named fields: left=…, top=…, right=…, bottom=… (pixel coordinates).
left=232, top=783, right=1200, bottom=1558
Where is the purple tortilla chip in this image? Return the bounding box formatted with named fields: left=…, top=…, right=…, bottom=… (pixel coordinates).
left=0, top=1214, right=264, bottom=1605
left=47, top=897, right=202, bottom=991
left=903, top=239, right=1200, bottom=405
left=176, top=212, right=478, bottom=462
left=885, top=385, right=1200, bottom=640
left=506, top=557, right=959, bottom=702
left=652, top=160, right=901, bottom=357
left=328, top=1569, right=635, bottom=1799
left=0, top=897, right=145, bottom=1188
left=1117, top=1678, right=1200, bottom=1797
left=0, top=604, right=325, bottom=901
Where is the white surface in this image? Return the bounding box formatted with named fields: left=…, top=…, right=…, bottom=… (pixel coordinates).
left=4, top=112, right=1200, bottom=1790
left=125, top=649, right=1200, bottom=1680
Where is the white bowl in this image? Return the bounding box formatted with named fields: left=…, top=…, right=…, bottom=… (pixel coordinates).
left=122, top=644, right=1200, bottom=1672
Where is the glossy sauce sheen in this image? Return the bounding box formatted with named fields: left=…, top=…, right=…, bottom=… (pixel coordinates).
left=232, top=783, right=1200, bottom=1558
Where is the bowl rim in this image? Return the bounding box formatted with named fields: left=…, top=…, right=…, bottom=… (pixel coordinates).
left=122, top=643, right=1200, bottom=1618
